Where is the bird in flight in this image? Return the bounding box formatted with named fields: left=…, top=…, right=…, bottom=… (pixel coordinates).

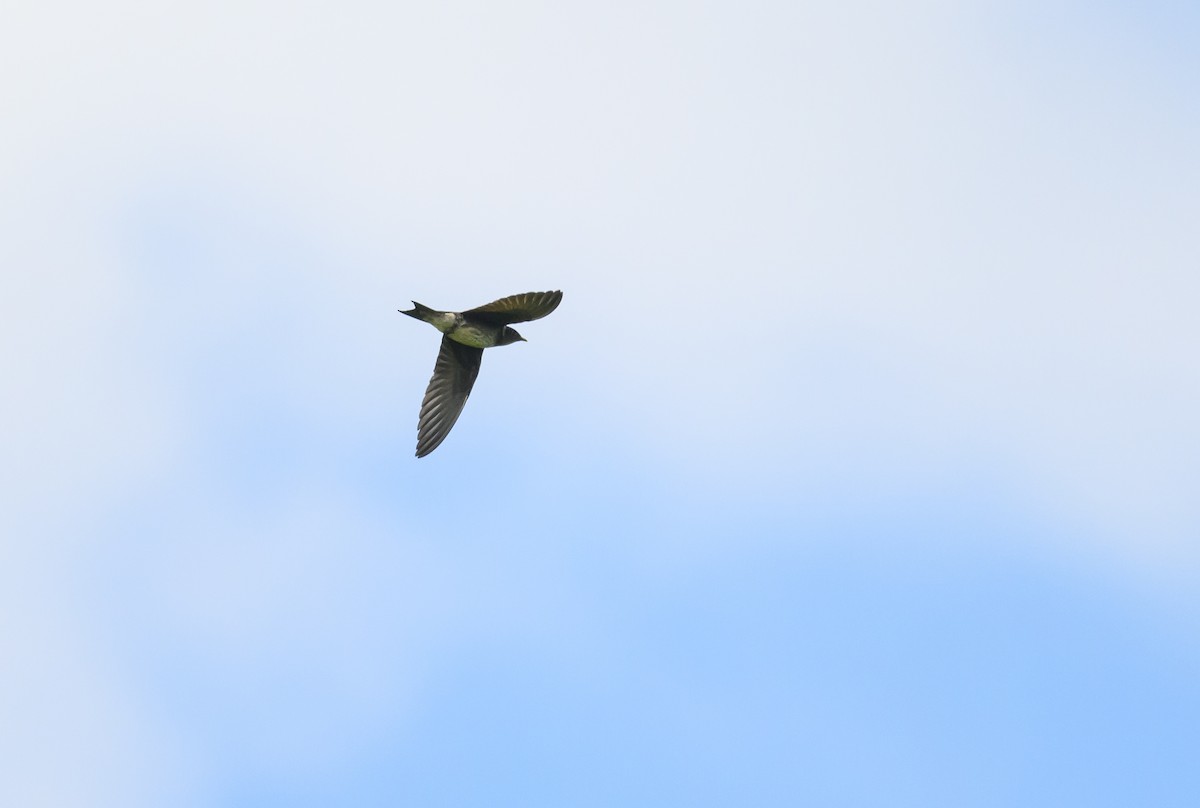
left=399, top=290, right=563, bottom=457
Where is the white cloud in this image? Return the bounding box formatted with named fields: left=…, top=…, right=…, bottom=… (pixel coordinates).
left=4, top=0, right=1197, bottom=545
left=4, top=1, right=1197, bottom=511
left=2, top=2, right=1199, bottom=796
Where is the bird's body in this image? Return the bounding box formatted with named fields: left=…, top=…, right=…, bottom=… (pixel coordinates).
left=399, top=291, right=562, bottom=457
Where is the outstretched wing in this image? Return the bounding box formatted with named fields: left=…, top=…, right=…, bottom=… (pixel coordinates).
left=464, top=290, right=562, bottom=325
left=416, top=336, right=483, bottom=457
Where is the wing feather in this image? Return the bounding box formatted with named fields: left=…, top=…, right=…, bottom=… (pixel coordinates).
left=415, top=336, right=483, bottom=457
left=463, top=290, right=562, bottom=325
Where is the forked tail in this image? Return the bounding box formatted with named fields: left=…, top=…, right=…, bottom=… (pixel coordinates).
left=399, top=301, right=440, bottom=323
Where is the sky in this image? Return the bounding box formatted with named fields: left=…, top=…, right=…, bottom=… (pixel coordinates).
left=2, top=1, right=1199, bottom=805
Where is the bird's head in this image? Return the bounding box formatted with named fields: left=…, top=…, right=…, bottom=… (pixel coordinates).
left=497, top=327, right=527, bottom=346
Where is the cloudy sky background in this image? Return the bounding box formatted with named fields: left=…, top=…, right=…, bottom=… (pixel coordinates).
left=3, top=1, right=1198, bottom=805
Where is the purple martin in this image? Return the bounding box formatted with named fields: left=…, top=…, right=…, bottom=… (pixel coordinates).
left=399, top=290, right=563, bottom=457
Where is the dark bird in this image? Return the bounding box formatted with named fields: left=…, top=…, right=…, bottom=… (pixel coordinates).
left=399, top=290, right=563, bottom=457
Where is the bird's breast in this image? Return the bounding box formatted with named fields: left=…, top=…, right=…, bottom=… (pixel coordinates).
left=447, top=323, right=500, bottom=348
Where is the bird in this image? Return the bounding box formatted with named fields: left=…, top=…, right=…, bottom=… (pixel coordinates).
left=399, top=290, right=563, bottom=457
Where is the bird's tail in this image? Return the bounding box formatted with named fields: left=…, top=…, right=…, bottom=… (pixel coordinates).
left=399, top=301, right=440, bottom=323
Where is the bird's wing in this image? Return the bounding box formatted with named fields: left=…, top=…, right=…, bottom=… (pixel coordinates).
left=463, top=290, right=562, bottom=325
left=416, top=336, right=483, bottom=457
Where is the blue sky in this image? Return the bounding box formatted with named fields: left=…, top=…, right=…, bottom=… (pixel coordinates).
left=2, top=1, right=1199, bottom=806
